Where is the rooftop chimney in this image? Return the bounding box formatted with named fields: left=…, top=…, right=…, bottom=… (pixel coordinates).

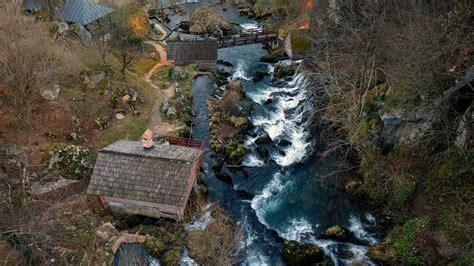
left=141, top=129, right=155, bottom=149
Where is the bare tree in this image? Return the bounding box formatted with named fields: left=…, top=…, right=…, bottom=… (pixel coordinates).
left=0, top=5, right=59, bottom=126
left=93, top=18, right=113, bottom=67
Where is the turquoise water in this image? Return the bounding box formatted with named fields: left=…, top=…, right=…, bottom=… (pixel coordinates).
left=191, top=43, right=379, bottom=265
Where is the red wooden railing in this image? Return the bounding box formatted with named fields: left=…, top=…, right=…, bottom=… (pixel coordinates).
left=166, top=136, right=205, bottom=151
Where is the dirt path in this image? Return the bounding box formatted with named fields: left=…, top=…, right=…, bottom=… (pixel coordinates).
left=144, top=42, right=177, bottom=136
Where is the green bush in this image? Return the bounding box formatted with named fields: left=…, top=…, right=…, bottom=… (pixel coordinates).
left=385, top=88, right=418, bottom=110
left=291, top=30, right=311, bottom=54
left=162, top=246, right=181, bottom=266
left=229, top=116, right=247, bottom=129
left=225, top=142, right=247, bottom=165
left=42, top=143, right=94, bottom=180
left=144, top=237, right=166, bottom=258
left=387, top=173, right=416, bottom=206
left=388, top=216, right=429, bottom=265
left=425, top=150, right=472, bottom=193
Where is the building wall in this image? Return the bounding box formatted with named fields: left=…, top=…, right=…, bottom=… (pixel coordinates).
left=174, top=60, right=216, bottom=70
left=103, top=197, right=181, bottom=220
left=284, top=32, right=293, bottom=59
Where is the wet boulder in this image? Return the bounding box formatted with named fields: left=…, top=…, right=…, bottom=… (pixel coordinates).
left=254, top=133, right=272, bottom=145
left=274, top=64, right=296, bottom=79
left=279, top=138, right=292, bottom=147
left=260, top=49, right=289, bottom=63
left=215, top=171, right=233, bottom=186
left=253, top=70, right=267, bottom=82
left=263, top=98, right=273, bottom=105
left=217, top=60, right=233, bottom=67
left=236, top=189, right=253, bottom=200
left=318, top=225, right=350, bottom=242
left=216, top=64, right=233, bottom=77
left=282, top=240, right=324, bottom=266
left=256, top=146, right=269, bottom=158
left=227, top=80, right=245, bottom=95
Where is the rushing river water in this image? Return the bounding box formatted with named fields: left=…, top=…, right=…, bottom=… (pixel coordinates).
left=158, top=1, right=381, bottom=264
left=190, top=43, right=379, bottom=265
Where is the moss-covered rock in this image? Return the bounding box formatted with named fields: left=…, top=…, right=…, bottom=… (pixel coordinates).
left=144, top=237, right=166, bottom=258
left=319, top=225, right=349, bottom=242
left=253, top=70, right=267, bottom=82
left=225, top=141, right=247, bottom=165
left=282, top=240, right=324, bottom=266
left=289, top=30, right=311, bottom=54
left=274, top=64, right=296, bottom=79
left=190, top=7, right=236, bottom=36
left=345, top=180, right=366, bottom=201
left=42, top=143, right=94, bottom=180
left=260, top=48, right=289, bottom=63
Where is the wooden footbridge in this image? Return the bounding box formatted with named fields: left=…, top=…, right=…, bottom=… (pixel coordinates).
left=217, top=28, right=279, bottom=48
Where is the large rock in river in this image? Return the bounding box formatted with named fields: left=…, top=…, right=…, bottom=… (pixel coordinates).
left=318, top=225, right=349, bottom=242
left=274, top=64, right=296, bottom=79
left=283, top=240, right=324, bottom=266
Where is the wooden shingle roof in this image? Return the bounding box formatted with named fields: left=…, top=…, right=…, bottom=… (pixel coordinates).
left=166, top=40, right=218, bottom=61
left=87, top=140, right=201, bottom=208
left=56, top=0, right=113, bottom=25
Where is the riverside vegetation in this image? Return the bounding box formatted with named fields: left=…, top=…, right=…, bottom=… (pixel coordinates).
left=304, top=1, right=473, bottom=265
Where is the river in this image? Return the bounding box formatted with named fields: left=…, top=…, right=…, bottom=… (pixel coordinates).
left=162, top=1, right=380, bottom=265
left=191, top=44, right=378, bottom=266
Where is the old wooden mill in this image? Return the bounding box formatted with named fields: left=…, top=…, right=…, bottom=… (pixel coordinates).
left=166, top=28, right=279, bottom=70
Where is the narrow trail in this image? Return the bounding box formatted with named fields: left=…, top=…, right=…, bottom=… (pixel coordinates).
left=144, top=42, right=176, bottom=136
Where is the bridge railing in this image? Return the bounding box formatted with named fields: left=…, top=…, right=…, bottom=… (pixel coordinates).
left=217, top=28, right=278, bottom=47
left=218, top=28, right=277, bottom=40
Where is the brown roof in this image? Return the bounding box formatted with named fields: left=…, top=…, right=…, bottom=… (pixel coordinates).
left=87, top=140, right=201, bottom=208
left=166, top=40, right=218, bottom=61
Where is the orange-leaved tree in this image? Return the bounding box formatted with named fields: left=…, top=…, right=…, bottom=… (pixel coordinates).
left=128, top=11, right=149, bottom=40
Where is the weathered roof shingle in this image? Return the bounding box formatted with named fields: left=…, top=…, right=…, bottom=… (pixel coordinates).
left=166, top=40, right=218, bottom=61
left=87, top=140, right=201, bottom=208
left=57, top=0, right=112, bottom=25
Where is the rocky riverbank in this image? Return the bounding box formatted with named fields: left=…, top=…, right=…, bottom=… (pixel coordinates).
left=208, top=79, right=251, bottom=166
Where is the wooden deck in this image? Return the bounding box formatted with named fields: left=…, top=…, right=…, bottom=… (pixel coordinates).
left=217, top=28, right=278, bottom=48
